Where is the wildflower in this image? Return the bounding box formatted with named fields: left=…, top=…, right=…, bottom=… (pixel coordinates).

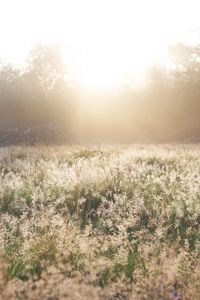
left=172, top=289, right=178, bottom=297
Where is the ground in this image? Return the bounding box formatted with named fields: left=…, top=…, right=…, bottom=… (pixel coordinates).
left=0, top=144, right=200, bottom=299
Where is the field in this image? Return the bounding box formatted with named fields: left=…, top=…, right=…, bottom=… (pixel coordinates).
left=0, top=144, right=200, bottom=300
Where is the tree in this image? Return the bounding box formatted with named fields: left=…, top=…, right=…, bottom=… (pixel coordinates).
left=0, top=61, right=23, bottom=127
left=169, top=43, right=200, bottom=85
left=27, top=44, right=67, bottom=100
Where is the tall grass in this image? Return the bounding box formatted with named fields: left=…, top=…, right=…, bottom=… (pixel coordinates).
left=0, top=144, right=200, bottom=299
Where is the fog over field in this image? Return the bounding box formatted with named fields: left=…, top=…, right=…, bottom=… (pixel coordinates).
left=0, top=1, right=200, bottom=143
left=1, top=42, right=200, bottom=144
left=1, top=1, right=200, bottom=299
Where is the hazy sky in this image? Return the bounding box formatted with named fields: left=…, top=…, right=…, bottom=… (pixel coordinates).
left=0, top=0, right=200, bottom=87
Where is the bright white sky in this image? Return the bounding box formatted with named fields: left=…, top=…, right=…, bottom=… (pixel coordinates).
left=0, top=0, right=200, bottom=88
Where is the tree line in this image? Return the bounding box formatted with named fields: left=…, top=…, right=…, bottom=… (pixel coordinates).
left=0, top=43, right=200, bottom=143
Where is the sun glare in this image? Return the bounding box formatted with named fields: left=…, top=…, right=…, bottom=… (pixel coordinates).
left=0, top=0, right=199, bottom=89
left=64, top=0, right=170, bottom=89
left=55, top=0, right=200, bottom=89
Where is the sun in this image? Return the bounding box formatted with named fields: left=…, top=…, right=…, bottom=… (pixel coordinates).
left=70, top=45, right=155, bottom=90
left=0, top=0, right=196, bottom=89
left=71, top=46, right=125, bottom=90
left=62, top=0, right=178, bottom=90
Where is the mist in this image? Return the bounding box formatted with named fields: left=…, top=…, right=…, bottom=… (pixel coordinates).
left=0, top=43, right=200, bottom=145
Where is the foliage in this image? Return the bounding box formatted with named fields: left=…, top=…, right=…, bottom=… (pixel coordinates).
left=0, top=144, right=200, bottom=299
left=1, top=44, right=200, bottom=142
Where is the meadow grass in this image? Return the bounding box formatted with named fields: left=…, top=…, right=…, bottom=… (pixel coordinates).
left=0, top=144, right=200, bottom=299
